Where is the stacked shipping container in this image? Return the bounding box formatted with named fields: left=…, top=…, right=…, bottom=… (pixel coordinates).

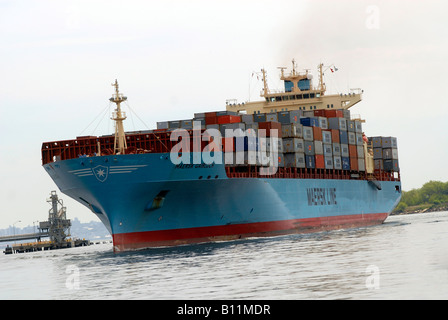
left=370, top=136, right=399, bottom=172
left=44, top=109, right=398, bottom=178
left=155, top=109, right=399, bottom=175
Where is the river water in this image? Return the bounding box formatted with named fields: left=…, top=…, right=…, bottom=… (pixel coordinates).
left=1, top=211, right=447, bottom=300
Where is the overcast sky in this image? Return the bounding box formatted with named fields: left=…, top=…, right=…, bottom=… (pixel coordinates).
left=1, top=0, right=447, bottom=228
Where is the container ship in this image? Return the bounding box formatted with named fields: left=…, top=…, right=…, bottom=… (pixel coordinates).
left=41, top=60, right=402, bottom=252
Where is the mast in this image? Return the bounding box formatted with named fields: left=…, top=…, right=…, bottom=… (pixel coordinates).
left=261, top=68, right=269, bottom=97
left=318, top=63, right=325, bottom=94
left=109, top=79, right=127, bottom=155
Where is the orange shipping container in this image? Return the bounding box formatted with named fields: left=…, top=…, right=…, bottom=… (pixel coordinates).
left=331, top=129, right=340, bottom=143
left=315, top=155, right=325, bottom=169
left=350, top=156, right=358, bottom=171
left=349, top=145, right=357, bottom=157
left=313, top=127, right=322, bottom=141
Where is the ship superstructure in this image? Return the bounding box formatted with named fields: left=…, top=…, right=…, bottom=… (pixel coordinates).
left=41, top=61, right=401, bottom=252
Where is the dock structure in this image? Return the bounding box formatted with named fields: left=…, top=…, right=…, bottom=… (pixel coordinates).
left=2, top=191, right=91, bottom=254
left=3, top=239, right=91, bottom=254
left=0, top=231, right=50, bottom=243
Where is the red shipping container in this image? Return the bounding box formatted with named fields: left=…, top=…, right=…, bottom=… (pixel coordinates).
left=314, top=110, right=326, bottom=117
left=258, top=121, right=283, bottom=138
left=222, top=137, right=234, bottom=152
left=325, top=110, right=343, bottom=118
left=315, top=155, right=325, bottom=169
left=217, top=115, right=241, bottom=124
left=313, top=127, right=322, bottom=141
left=350, top=156, right=358, bottom=171
left=205, top=116, right=218, bottom=125
left=349, top=145, right=357, bottom=157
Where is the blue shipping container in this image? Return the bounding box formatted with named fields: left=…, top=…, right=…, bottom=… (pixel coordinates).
left=300, top=117, right=320, bottom=127
left=305, top=155, right=315, bottom=169
left=341, top=157, right=350, bottom=170
left=339, top=130, right=348, bottom=144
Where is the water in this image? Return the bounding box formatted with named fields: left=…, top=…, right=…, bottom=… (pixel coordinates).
left=1, top=212, right=448, bottom=300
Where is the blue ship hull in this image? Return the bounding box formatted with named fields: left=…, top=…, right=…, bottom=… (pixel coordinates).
left=43, top=152, right=401, bottom=251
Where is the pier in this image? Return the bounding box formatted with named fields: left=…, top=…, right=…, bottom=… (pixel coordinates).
left=0, top=231, right=49, bottom=243
left=2, top=191, right=92, bottom=254
left=2, top=239, right=91, bottom=254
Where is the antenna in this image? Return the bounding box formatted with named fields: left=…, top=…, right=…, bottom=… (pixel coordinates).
left=277, top=66, right=287, bottom=78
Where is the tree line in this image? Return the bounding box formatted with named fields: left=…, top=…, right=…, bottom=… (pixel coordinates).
left=394, top=180, right=448, bottom=213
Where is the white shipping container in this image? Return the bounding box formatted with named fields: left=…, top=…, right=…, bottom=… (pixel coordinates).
left=323, top=144, right=333, bottom=157
left=333, top=156, right=342, bottom=169
left=303, top=127, right=314, bottom=141
left=332, top=143, right=341, bottom=156
left=318, top=117, right=328, bottom=129
left=356, top=133, right=364, bottom=146
left=358, top=158, right=366, bottom=171
left=324, top=156, right=334, bottom=169
left=314, top=141, right=323, bottom=155
left=357, top=145, right=365, bottom=158
left=348, top=132, right=356, bottom=145
left=303, top=111, right=315, bottom=117
left=341, top=144, right=349, bottom=157
left=392, top=148, right=399, bottom=159
left=322, top=131, right=332, bottom=144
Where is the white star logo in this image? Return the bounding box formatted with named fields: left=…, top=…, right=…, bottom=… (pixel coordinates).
left=92, top=165, right=109, bottom=182
left=96, top=168, right=105, bottom=177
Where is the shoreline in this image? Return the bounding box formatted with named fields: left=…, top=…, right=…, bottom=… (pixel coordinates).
left=391, top=205, right=448, bottom=216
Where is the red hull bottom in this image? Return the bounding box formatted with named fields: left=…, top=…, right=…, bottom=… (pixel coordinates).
left=112, top=213, right=389, bottom=252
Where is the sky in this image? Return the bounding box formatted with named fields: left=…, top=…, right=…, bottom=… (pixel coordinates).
left=1, top=0, right=447, bottom=228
